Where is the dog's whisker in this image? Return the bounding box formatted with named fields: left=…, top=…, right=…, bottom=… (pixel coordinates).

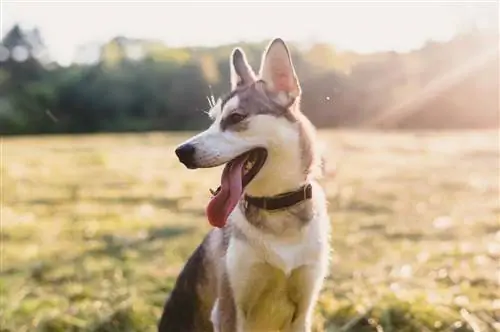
left=206, top=95, right=215, bottom=108
left=209, top=85, right=216, bottom=107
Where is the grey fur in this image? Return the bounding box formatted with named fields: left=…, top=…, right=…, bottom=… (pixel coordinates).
left=160, top=38, right=328, bottom=332
left=219, top=80, right=318, bottom=177
left=240, top=199, right=314, bottom=236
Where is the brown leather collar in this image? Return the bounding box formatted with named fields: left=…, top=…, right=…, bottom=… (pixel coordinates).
left=243, top=183, right=313, bottom=211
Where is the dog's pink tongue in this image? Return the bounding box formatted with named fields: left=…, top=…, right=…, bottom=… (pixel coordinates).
left=206, top=156, right=246, bottom=228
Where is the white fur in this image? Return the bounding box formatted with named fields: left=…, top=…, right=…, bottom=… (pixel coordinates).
left=183, top=95, right=260, bottom=168
left=175, top=38, right=331, bottom=331
left=224, top=182, right=330, bottom=331
left=180, top=98, right=330, bottom=330
left=210, top=299, right=220, bottom=331
left=230, top=181, right=330, bottom=274
left=183, top=95, right=309, bottom=197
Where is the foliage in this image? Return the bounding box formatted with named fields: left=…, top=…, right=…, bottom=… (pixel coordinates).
left=0, top=25, right=498, bottom=135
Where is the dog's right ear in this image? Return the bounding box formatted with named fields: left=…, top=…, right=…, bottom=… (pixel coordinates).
left=258, top=38, right=301, bottom=107
left=230, top=47, right=256, bottom=90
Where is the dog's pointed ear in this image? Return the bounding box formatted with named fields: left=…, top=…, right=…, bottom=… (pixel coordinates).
left=259, top=38, right=301, bottom=103
left=230, top=47, right=256, bottom=90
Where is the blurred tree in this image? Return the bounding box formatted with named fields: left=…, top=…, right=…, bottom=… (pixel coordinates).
left=305, top=43, right=337, bottom=72
left=199, top=54, right=219, bottom=85
left=100, top=38, right=127, bottom=67
left=1, top=24, right=498, bottom=135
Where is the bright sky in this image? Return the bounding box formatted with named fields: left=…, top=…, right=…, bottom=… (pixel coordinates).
left=1, top=1, right=497, bottom=66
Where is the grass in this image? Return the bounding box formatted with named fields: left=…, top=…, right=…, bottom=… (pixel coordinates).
left=1, top=129, right=499, bottom=332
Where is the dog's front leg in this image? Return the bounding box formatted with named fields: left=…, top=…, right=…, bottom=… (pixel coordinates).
left=286, top=264, right=327, bottom=332
left=211, top=270, right=238, bottom=332
left=224, top=236, right=257, bottom=332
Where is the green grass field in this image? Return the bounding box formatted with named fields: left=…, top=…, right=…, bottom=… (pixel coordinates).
left=1, top=130, right=499, bottom=332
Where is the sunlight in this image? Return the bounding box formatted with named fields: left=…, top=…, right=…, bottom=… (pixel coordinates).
left=366, top=42, right=499, bottom=127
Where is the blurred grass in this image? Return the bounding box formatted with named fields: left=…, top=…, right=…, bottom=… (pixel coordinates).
left=1, top=130, right=499, bottom=332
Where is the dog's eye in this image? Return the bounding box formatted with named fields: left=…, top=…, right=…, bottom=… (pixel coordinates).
left=228, top=112, right=247, bottom=125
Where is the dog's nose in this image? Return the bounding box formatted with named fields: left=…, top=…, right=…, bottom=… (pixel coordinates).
left=175, top=144, right=196, bottom=168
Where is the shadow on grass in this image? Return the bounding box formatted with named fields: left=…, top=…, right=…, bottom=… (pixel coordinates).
left=18, top=196, right=180, bottom=209
left=13, top=195, right=207, bottom=220
left=1, top=224, right=193, bottom=283
left=32, top=305, right=156, bottom=332
left=92, top=307, right=148, bottom=332
left=96, top=225, right=191, bottom=259
left=322, top=296, right=481, bottom=332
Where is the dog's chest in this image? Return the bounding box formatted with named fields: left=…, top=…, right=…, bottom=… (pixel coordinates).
left=261, top=234, right=320, bottom=275
left=236, top=263, right=308, bottom=331
left=231, top=256, right=307, bottom=331
left=232, top=203, right=327, bottom=275
left=226, top=201, right=330, bottom=330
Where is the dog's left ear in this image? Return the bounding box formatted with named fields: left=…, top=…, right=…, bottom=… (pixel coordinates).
left=259, top=38, right=301, bottom=105
left=230, top=47, right=256, bottom=90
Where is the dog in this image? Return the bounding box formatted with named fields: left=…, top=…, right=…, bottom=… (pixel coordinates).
left=158, top=38, right=331, bottom=332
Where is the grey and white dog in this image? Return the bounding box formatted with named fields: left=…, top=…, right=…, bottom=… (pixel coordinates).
left=159, top=38, right=331, bottom=332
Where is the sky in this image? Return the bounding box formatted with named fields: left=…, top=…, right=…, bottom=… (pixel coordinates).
left=1, top=1, right=497, bottom=66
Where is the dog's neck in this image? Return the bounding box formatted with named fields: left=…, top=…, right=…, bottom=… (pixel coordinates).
left=240, top=142, right=315, bottom=237
left=244, top=123, right=311, bottom=198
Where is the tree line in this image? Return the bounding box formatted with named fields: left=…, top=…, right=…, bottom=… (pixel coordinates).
left=0, top=25, right=498, bottom=135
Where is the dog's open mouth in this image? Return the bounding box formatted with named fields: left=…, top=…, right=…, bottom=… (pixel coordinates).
left=206, top=148, right=267, bottom=228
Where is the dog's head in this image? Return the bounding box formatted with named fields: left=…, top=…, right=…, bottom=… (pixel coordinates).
left=175, top=38, right=319, bottom=228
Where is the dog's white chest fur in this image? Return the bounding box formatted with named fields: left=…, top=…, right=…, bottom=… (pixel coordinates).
left=222, top=184, right=330, bottom=331
left=265, top=236, right=320, bottom=275
left=228, top=182, right=330, bottom=274
left=248, top=218, right=326, bottom=275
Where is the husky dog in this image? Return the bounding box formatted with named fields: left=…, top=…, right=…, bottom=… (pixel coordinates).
left=158, top=38, right=331, bottom=332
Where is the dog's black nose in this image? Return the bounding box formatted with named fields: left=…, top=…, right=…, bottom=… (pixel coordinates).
left=175, top=144, right=196, bottom=168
